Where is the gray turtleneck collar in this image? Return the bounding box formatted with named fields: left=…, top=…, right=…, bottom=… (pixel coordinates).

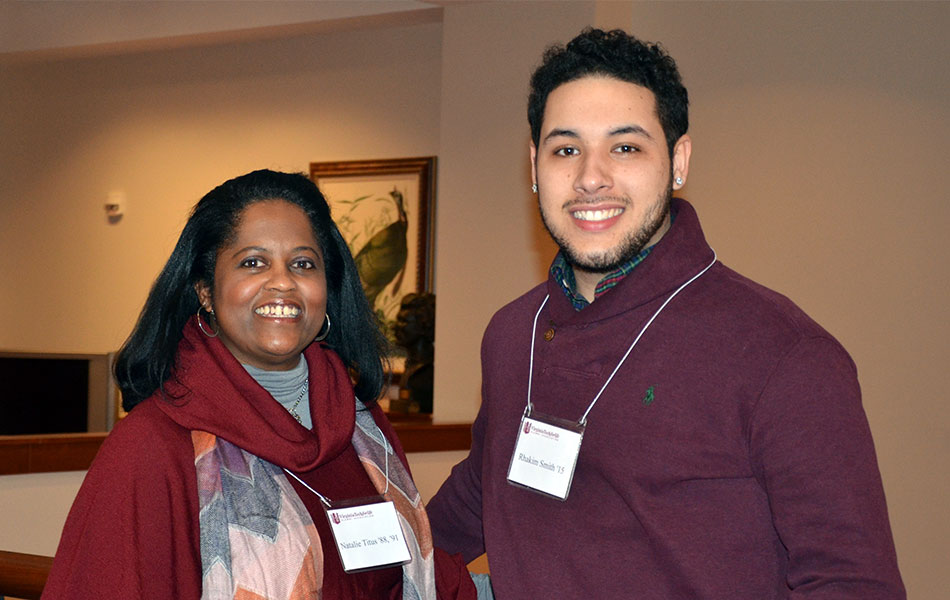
left=243, top=356, right=312, bottom=429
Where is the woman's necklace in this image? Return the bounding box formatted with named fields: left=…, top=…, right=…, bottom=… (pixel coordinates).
left=289, top=378, right=308, bottom=423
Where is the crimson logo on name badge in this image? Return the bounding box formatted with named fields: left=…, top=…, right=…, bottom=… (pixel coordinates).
left=523, top=421, right=531, bottom=435
left=331, top=512, right=341, bottom=525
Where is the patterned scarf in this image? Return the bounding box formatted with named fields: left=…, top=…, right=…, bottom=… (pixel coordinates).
left=163, top=317, right=436, bottom=599
left=193, top=416, right=435, bottom=599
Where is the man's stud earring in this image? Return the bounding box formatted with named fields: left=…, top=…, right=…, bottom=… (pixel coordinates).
left=531, top=183, right=538, bottom=194
left=675, top=176, right=684, bottom=186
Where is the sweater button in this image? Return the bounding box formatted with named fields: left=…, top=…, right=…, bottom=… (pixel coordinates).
left=543, top=328, right=555, bottom=341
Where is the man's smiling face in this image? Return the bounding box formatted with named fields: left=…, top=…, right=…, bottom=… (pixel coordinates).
left=532, top=75, right=690, bottom=277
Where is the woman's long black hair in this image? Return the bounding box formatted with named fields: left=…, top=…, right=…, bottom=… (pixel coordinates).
left=114, top=169, right=389, bottom=411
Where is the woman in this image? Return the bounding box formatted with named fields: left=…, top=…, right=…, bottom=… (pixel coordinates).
left=42, top=170, right=476, bottom=599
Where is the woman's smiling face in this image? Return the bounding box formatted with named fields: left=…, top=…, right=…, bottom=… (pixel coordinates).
left=196, top=199, right=327, bottom=371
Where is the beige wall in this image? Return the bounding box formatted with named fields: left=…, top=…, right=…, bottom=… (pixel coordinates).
left=0, top=0, right=435, bottom=54
left=1, top=1, right=947, bottom=596
left=0, top=18, right=443, bottom=354
left=0, top=471, right=86, bottom=556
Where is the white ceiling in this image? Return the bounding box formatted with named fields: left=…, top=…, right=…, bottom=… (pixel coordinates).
left=0, top=0, right=444, bottom=59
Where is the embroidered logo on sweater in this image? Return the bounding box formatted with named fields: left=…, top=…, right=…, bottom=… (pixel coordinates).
left=642, top=386, right=656, bottom=406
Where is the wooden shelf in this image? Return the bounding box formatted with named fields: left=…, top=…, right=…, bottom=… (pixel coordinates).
left=0, top=422, right=471, bottom=476
left=0, top=550, right=52, bottom=600
left=0, top=433, right=106, bottom=476
left=390, top=421, right=471, bottom=453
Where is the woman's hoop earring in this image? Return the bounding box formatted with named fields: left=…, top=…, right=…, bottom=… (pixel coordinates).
left=196, top=305, right=219, bottom=338
left=314, top=314, right=331, bottom=342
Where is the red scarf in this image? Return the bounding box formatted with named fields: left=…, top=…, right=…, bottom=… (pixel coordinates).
left=158, top=317, right=355, bottom=472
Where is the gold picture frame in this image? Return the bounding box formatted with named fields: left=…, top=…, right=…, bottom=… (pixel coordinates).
left=309, top=157, right=436, bottom=340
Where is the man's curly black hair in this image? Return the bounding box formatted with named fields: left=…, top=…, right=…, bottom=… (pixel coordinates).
left=527, top=28, right=688, bottom=158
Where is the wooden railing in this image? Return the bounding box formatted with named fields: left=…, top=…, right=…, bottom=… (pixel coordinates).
left=0, top=422, right=471, bottom=476
left=0, top=550, right=52, bottom=600
left=0, top=433, right=106, bottom=476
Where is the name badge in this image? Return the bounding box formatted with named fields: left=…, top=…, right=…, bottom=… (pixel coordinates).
left=325, top=496, right=411, bottom=573
left=507, top=411, right=585, bottom=500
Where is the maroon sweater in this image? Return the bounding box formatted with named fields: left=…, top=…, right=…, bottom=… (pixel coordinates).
left=428, top=199, right=904, bottom=598
left=43, top=321, right=474, bottom=599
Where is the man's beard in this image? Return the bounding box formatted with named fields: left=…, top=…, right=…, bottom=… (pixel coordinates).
left=540, top=185, right=672, bottom=275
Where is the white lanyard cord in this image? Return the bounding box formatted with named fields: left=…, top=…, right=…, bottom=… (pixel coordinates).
left=579, top=250, right=717, bottom=424
left=525, top=294, right=552, bottom=416
left=366, top=424, right=391, bottom=496
left=527, top=250, right=718, bottom=426
left=284, top=468, right=333, bottom=508
left=283, top=422, right=392, bottom=506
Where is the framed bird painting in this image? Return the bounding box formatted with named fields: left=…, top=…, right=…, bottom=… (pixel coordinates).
left=309, top=157, right=436, bottom=345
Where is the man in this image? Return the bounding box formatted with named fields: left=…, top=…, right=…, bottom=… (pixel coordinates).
left=427, top=28, right=904, bottom=598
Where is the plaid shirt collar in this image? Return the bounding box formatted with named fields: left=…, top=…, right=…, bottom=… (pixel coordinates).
left=550, top=246, right=653, bottom=311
